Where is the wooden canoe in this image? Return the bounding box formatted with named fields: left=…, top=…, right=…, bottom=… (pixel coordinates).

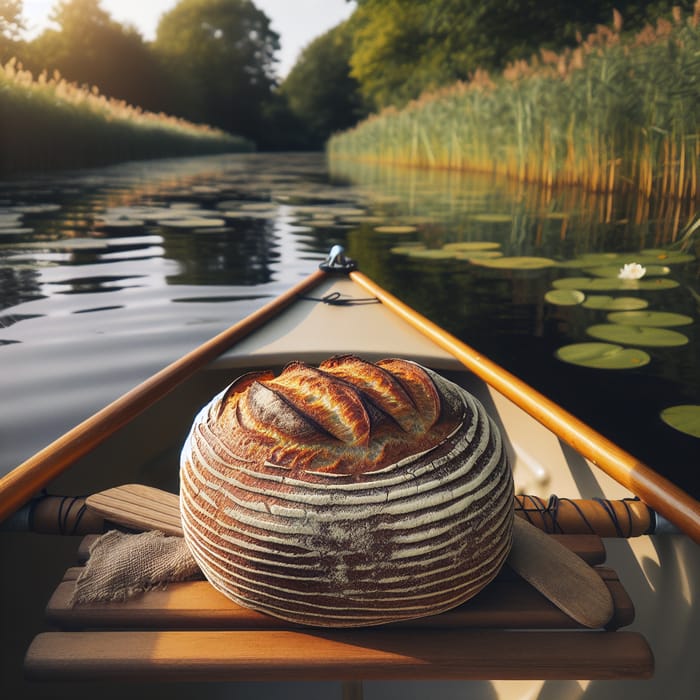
left=2, top=247, right=700, bottom=699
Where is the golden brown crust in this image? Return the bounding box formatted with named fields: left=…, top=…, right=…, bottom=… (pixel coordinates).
left=211, top=355, right=458, bottom=475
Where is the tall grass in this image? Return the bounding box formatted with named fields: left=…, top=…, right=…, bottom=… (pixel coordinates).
left=0, top=59, right=253, bottom=176
left=328, top=6, right=700, bottom=202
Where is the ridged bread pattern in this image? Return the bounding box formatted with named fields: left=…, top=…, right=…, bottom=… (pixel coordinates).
left=180, top=355, right=513, bottom=627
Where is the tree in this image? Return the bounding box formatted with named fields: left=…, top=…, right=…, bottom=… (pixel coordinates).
left=348, top=0, right=700, bottom=110
left=281, top=20, right=368, bottom=148
left=153, top=0, right=280, bottom=143
left=27, top=0, right=171, bottom=112
left=0, top=0, right=25, bottom=62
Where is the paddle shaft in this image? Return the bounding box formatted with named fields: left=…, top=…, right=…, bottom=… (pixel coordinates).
left=6, top=489, right=660, bottom=539
left=350, top=270, right=700, bottom=544
left=0, top=268, right=328, bottom=525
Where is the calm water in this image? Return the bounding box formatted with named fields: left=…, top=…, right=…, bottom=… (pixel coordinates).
left=1, top=152, right=698, bottom=498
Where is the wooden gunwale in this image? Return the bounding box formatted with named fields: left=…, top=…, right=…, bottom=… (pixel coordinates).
left=350, top=270, right=700, bottom=544
left=0, top=268, right=328, bottom=524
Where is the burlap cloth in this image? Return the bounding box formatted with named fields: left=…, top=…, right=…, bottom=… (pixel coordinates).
left=70, top=530, right=203, bottom=606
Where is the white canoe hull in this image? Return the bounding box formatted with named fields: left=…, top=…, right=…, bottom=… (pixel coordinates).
left=2, top=271, right=700, bottom=699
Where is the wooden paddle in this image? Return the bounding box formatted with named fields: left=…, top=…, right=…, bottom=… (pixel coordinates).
left=86, top=484, right=183, bottom=537
left=85, top=484, right=613, bottom=628
left=509, top=516, right=613, bottom=628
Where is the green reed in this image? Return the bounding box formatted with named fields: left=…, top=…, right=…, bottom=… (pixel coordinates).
left=0, top=59, right=253, bottom=176
left=328, top=7, right=700, bottom=203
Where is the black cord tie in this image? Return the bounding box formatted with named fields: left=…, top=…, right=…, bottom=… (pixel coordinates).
left=57, top=495, right=90, bottom=536
left=34, top=490, right=90, bottom=536
left=299, top=292, right=380, bottom=306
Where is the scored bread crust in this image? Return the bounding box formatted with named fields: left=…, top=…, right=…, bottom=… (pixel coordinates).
left=180, top=355, right=513, bottom=627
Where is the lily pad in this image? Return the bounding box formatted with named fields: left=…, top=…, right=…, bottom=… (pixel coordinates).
left=0, top=227, right=34, bottom=236
left=660, top=405, right=700, bottom=438
left=443, top=242, right=501, bottom=252
left=470, top=214, right=513, bottom=223
left=9, top=238, right=110, bottom=250
left=95, top=218, right=145, bottom=231
left=111, top=206, right=183, bottom=222
left=327, top=207, right=367, bottom=217
left=404, top=248, right=458, bottom=259
left=456, top=251, right=504, bottom=260
left=559, top=253, right=625, bottom=268
left=640, top=249, right=696, bottom=264
left=373, top=225, right=418, bottom=234
left=222, top=210, right=276, bottom=220
left=586, top=324, right=689, bottom=347
left=341, top=215, right=385, bottom=224
left=544, top=289, right=585, bottom=306
left=582, top=295, right=649, bottom=311
left=552, top=277, right=680, bottom=291
left=0, top=217, right=23, bottom=228
left=159, top=217, right=227, bottom=229
left=238, top=202, right=276, bottom=211
left=585, top=264, right=671, bottom=278
left=471, top=256, right=557, bottom=269
left=606, top=311, right=694, bottom=327
left=560, top=250, right=695, bottom=268
left=390, top=244, right=427, bottom=255
left=169, top=202, right=203, bottom=210
left=11, top=203, right=61, bottom=215
left=555, top=342, right=651, bottom=369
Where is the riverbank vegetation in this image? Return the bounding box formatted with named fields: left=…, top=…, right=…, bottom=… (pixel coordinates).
left=0, top=57, right=252, bottom=175
left=2, top=0, right=700, bottom=185
left=329, top=4, right=700, bottom=202
left=0, top=0, right=273, bottom=174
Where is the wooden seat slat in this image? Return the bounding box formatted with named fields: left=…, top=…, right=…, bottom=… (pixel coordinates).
left=46, top=567, right=634, bottom=631
left=24, top=629, right=654, bottom=682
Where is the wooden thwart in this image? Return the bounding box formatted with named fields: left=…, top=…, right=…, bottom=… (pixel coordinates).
left=25, top=629, right=653, bottom=682
left=25, top=533, right=653, bottom=681
left=46, top=564, right=634, bottom=631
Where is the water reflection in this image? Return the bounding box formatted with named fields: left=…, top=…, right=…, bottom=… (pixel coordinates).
left=162, top=218, right=279, bottom=286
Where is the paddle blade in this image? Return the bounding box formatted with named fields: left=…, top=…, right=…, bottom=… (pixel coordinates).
left=86, top=484, right=182, bottom=537
left=507, top=517, right=614, bottom=628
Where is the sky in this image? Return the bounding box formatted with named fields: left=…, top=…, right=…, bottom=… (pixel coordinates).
left=20, top=0, right=357, bottom=78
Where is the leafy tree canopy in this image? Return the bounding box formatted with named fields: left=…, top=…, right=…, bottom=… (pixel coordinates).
left=26, top=0, right=169, bottom=111
left=0, top=0, right=25, bottom=61
left=0, top=0, right=23, bottom=40
left=281, top=20, right=368, bottom=147
left=349, top=0, right=699, bottom=109
left=153, top=0, right=280, bottom=141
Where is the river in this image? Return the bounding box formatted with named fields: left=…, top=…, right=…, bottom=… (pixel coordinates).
left=1, top=151, right=698, bottom=499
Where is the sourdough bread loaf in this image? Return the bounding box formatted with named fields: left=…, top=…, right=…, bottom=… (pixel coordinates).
left=180, top=355, right=513, bottom=627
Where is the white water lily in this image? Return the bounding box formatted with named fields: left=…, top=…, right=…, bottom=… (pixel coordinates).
left=618, top=262, right=647, bottom=280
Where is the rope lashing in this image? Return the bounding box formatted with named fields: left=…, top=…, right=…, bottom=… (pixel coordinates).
left=514, top=494, right=654, bottom=537
left=299, top=291, right=380, bottom=306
